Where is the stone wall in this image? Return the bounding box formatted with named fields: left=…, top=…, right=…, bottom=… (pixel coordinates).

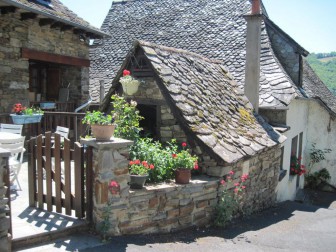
left=0, top=149, right=11, bottom=251
left=267, top=25, right=300, bottom=85
left=0, top=12, right=90, bottom=113
left=82, top=138, right=280, bottom=237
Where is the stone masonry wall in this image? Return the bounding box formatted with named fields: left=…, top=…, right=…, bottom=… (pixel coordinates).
left=0, top=149, right=11, bottom=251
left=0, top=12, right=89, bottom=112
left=267, top=26, right=300, bottom=85
left=82, top=138, right=280, bottom=237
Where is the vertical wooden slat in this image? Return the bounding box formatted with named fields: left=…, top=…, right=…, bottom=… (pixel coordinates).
left=64, top=138, right=71, bottom=215
left=45, top=132, right=52, bottom=211
left=28, top=137, right=37, bottom=207
left=74, top=142, right=84, bottom=218
left=36, top=135, right=44, bottom=209
left=86, top=146, right=93, bottom=223
left=54, top=133, right=62, bottom=213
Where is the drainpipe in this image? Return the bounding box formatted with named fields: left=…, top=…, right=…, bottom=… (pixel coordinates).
left=99, top=80, right=105, bottom=104
left=244, top=0, right=262, bottom=113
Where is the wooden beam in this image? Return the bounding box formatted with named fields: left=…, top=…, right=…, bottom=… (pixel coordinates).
left=50, top=22, right=62, bottom=29
left=20, top=12, right=37, bottom=21
left=21, top=48, right=90, bottom=67
left=61, top=25, right=73, bottom=31
left=73, top=28, right=85, bottom=35
left=39, top=18, right=54, bottom=26
left=0, top=6, right=16, bottom=14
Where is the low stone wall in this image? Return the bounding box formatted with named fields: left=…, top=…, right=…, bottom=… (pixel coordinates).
left=0, top=148, right=11, bottom=251
left=119, top=178, right=218, bottom=235
left=82, top=138, right=281, bottom=237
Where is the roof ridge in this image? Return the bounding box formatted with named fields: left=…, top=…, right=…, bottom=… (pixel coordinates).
left=137, top=40, right=223, bottom=65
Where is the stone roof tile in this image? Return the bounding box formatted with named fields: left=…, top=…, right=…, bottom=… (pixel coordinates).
left=5, top=0, right=106, bottom=37
left=133, top=40, right=281, bottom=163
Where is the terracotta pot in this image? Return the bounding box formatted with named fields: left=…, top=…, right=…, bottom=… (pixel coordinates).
left=91, top=124, right=115, bottom=141
left=175, top=168, right=191, bottom=184
left=130, top=174, right=148, bottom=189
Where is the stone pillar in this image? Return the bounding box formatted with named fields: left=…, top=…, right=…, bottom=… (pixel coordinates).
left=0, top=148, right=11, bottom=252
left=244, top=1, right=262, bottom=113
left=80, top=138, right=133, bottom=236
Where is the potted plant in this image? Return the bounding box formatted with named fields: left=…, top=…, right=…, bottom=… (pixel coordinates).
left=10, top=103, right=44, bottom=124
left=82, top=111, right=116, bottom=141
left=119, top=69, right=140, bottom=95
left=171, top=142, right=199, bottom=184
left=128, top=159, right=154, bottom=189
left=289, top=155, right=306, bottom=176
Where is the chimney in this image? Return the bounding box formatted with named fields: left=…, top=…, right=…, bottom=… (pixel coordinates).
left=244, top=0, right=262, bottom=113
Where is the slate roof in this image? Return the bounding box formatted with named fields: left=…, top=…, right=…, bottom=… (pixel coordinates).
left=302, top=59, right=336, bottom=115
left=90, top=0, right=302, bottom=107
left=0, top=0, right=107, bottom=37
left=109, top=40, right=283, bottom=164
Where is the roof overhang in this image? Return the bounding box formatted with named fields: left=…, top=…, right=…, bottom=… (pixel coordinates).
left=0, top=0, right=109, bottom=39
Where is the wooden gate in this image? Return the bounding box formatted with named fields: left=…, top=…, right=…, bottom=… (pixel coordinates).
left=28, top=132, right=92, bottom=220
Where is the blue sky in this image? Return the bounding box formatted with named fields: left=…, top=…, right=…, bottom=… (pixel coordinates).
left=60, top=0, right=336, bottom=53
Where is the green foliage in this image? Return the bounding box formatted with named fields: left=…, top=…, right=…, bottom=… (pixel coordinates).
left=305, top=143, right=332, bottom=189
left=307, top=53, right=336, bottom=95
left=128, top=159, right=154, bottom=175
left=23, top=106, right=44, bottom=115
left=305, top=168, right=331, bottom=189
left=111, top=94, right=144, bottom=141
left=215, top=172, right=249, bottom=227
left=82, top=110, right=114, bottom=125
left=309, top=143, right=331, bottom=166
left=130, top=138, right=175, bottom=183
left=171, top=141, right=198, bottom=170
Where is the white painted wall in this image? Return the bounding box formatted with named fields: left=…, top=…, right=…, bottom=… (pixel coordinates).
left=276, top=99, right=309, bottom=202
left=306, top=100, right=336, bottom=186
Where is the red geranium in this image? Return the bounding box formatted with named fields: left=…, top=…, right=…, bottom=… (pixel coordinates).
left=123, top=69, right=131, bottom=76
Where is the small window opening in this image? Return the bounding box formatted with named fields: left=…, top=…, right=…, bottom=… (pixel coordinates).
left=137, top=104, right=158, bottom=139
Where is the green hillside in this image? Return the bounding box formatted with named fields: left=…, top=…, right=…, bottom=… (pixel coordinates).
left=306, top=52, right=336, bottom=95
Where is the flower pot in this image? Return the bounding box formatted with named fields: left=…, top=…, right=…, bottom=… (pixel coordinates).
left=175, top=168, right=191, bottom=184
left=91, top=124, right=115, bottom=141
left=130, top=174, right=148, bottom=189
left=10, top=114, right=43, bottom=124
left=121, top=80, right=140, bottom=95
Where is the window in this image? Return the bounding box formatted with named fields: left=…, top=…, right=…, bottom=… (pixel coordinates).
left=137, top=104, right=159, bottom=139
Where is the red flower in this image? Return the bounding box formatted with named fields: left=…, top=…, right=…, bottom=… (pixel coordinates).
left=234, top=188, right=239, bottom=194
left=129, top=160, right=134, bottom=166
left=234, top=183, right=240, bottom=187
left=181, top=142, right=187, bottom=147
left=242, top=186, right=246, bottom=189
left=194, top=164, right=199, bottom=170
left=149, top=164, right=155, bottom=169
left=134, top=159, right=141, bottom=165
left=227, top=176, right=231, bottom=180
left=109, top=180, right=119, bottom=188
left=241, top=174, right=249, bottom=182
left=172, top=154, right=177, bottom=158
left=229, top=170, right=235, bottom=175
left=123, top=69, right=130, bottom=76
left=220, top=179, right=225, bottom=185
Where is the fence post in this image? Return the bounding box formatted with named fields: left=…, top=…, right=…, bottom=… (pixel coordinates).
left=0, top=148, right=12, bottom=251
left=80, top=138, right=133, bottom=235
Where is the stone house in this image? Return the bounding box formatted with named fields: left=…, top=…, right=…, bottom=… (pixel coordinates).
left=101, top=39, right=284, bottom=212
left=91, top=0, right=336, bottom=201
left=0, top=0, right=107, bottom=113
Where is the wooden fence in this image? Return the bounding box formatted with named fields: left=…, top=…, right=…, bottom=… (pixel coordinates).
left=28, top=133, right=93, bottom=219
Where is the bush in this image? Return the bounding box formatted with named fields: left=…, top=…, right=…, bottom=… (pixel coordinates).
left=111, top=94, right=143, bottom=141
left=305, top=168, right=331, bottom=189
left=130, top=138, right=176, bottom=183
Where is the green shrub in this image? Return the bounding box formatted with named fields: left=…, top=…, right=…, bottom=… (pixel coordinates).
left=305, top=168, right=331, bottom=189
left=111, top=94, right=143, bottom=141
left=130, top=138, right=175, bottom=183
